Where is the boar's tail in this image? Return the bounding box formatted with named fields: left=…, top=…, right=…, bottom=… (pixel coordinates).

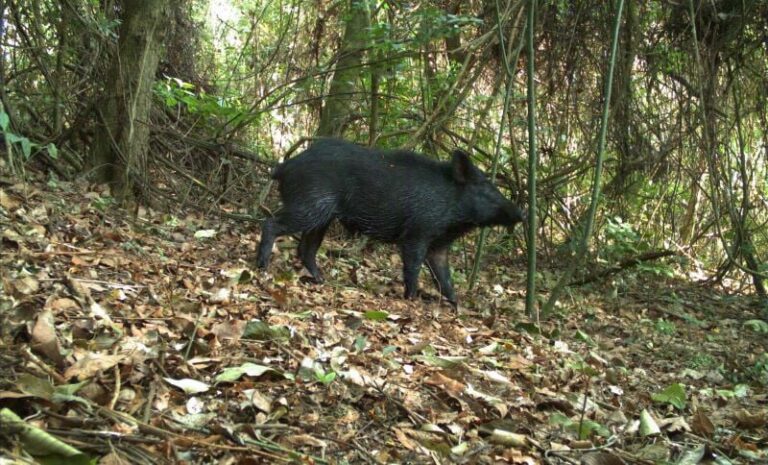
left=270, top=162, right=286, bottom=180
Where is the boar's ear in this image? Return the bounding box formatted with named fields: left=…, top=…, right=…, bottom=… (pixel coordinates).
left=451, top=149, right=473, bottom=184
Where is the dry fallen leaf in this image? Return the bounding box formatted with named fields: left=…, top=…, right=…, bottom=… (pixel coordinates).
left=0, top=189, right=22, bottom=209
left=64, top=353, right=125, bottom=380
left=31, top=308, right=65, bottom=368
left=243, top=389, right=273, bottom=413
left=12, top=276, right=39, bottom=296
left=691, top=409, right=715, bottom=437
left=580, top=451, right=626, bottom=465
left=732, top=409, right=766, bottom=429
left=392, top=427, right=419, bottom=451
left=283, top=434, right=327, bottom=448
left=211, top=319, right=246, bottom=344
left=49, top=297, right=80, bottom=311
left=425, top=371, right=464, bottom=396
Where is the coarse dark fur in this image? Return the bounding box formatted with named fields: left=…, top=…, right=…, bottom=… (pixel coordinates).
left=257, top=138, right=525, bottom=304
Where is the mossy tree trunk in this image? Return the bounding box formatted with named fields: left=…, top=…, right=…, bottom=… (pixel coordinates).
left=317, top=0, right=370, bottom=137
left=90, top=0, right=173, bottom=202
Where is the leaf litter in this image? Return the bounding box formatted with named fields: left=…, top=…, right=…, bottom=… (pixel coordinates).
left=0, top=179, right=766, bottom=464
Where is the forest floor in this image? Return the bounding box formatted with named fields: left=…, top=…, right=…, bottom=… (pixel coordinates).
left=1, top=177, right=767, bottom=465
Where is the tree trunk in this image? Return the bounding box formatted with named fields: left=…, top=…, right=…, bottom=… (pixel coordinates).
left=317, top=0, right=370, bottom=137
left=90, top=0, right=172, bottom=202
left=605, top=0, right=636, bottom=204
left=444, top=1, right=465, bottom=65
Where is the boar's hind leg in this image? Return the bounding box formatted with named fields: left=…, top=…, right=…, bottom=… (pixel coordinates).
left=297, top=224, right=330, bottom=282
left=400, top=241, right=429, bottom=300
left=256, top=217, right=287, bottom=269
left=426, top=247, right=456, bottom=305
left=258, top=199, right=336, bottom=271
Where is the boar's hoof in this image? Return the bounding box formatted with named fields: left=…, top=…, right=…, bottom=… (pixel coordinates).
left=299, top=274, right=324, bottom=284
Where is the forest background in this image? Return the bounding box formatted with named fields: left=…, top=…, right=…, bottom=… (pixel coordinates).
left=1, top=1, right=767, bottom=463
left=2, top=0, right=767, bottom=303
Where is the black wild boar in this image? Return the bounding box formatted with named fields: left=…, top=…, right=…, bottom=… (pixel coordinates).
left=257, top=138, right=525, bottom=305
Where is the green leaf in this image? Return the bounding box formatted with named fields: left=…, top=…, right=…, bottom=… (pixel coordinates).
left=1, top=408, right=83, bottom=457
left=676, top=445, right=706, bottom=465
left=215, top=362, right=278, bottom=383
left=566, top=360, right=600, bottom=377
left=17, top=373, right=56, bottom=399
left=364, top=310, right=389, bottom=321
left=639, top=409, right=661, bottom=436
left=577, top=419, right=610, bottom=439
left=548, top=413, right=610, bottom=439
left=0, top=111, right=9, bottom=130
left=243, top=320, right=290, bottom=341
left=46, top=143, right=58, bottom=159
left=38, top=453, right=95, bottom=465
left=652, top=383, right=687, bottom=410
left=314, top=370, right=336, bottom=385
left=20, top=137, right=32, bottom=159
left=732, top=384, right=749, bottom=397
left=549, top=412, right=572, bottom=427
left=54, top=380, right=88, bottom=397
left=743, top=319, right=768, bottom=333
left=575, top=330, right=595, bottom=346
left=382, top=345, right=397, bottom=356
left=450, top=441, right=469, bottom=456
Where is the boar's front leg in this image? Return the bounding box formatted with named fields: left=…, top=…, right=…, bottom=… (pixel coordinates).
left=426, top=246, right=456, bottom=305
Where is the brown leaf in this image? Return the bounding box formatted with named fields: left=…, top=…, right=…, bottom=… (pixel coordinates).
left=243, top=389, right=273, bottom=413
left=392, top=427, right=418, bottom=451
left=31, top=308, right=64, bottom=368
left=211, top=320, right=246, bottom=344
left=0, top=391, right=35, bottom=400
left=64, top=352, right=124, bottom=381
left=2, top=228, right=23, bottom=249
left=580, top=451, right=626, bottom=465
left=0, top=189, right=22, bottom=209
left=268, top=287, right=288, bottom=306
left=425, top=371, right=464, bottom=397
left=507, top=354, right=533, bottom=370
left=501, top=448, right=539, bottom=464
left=691, top=409, right=715, bottom=437
left=732, top=409, right=766, bottom=429
left=50, top=297, right=80, bottom=311
left=12, top=276, right=39, bottom=296
left=726, top=435, right=758, bottom=452
left=283, top=434, right=327, bottom=448
left=100, top=256, right=118, bottom=268
left=98, top=452, right=126, bottom=465
left=489, top=429, right=528, bottom=447
left=571, top=440, right=594, bottom=449
left=659, top=416, right=690, bottom=433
